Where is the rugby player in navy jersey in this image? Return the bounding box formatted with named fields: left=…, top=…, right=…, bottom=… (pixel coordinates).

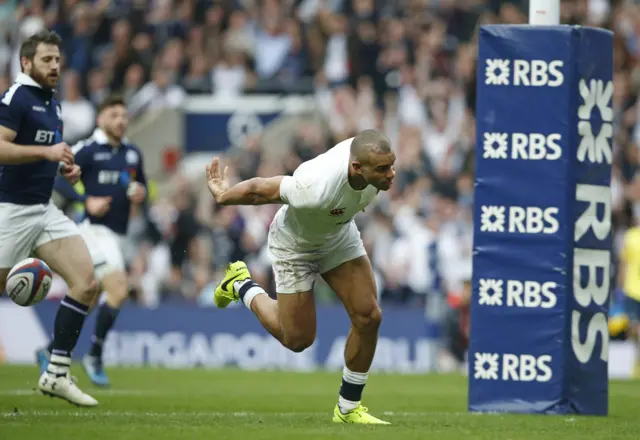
left=0, top=30, right=98, bottom=406
left=38, top=95, right=147, bottom=387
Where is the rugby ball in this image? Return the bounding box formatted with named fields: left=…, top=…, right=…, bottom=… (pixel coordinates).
left=6, top=258, right=53, bottom=307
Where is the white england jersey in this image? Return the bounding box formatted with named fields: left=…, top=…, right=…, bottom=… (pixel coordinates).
left=273, top=137, right=379, bottom=248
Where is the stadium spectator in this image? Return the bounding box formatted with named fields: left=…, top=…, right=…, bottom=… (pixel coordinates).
left=60, top=69, right=95, bottom=144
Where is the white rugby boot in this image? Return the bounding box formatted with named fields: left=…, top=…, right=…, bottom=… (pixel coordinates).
left=38, top=371, right=98, bottom=407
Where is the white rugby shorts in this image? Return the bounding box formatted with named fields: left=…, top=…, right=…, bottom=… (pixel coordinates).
left=267, top=220, right=367, bottom=294
left=0, top=202, right=79, bottom=268
left=78, top=220, right=126, bottom=279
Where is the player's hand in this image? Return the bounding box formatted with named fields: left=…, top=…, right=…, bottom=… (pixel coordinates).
left=47, top=142, right=74, bottom=165
left=206, top=157, right=229, bottom=202
left=127, top=181, right=146, bottom=204
left=86, top=196, right=112, bottom=217
left=61, top=164, right=81, bottom=185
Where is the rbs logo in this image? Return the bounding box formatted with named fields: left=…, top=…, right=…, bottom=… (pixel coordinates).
left=570, top=78, right=615, bottom=367
left=35, top=130, right=55, bottom=144
left=483, top=132, right=562, bottom=161
left=572, top=186, right=610, bottom=364
left=474, top=352, right=553, bottom=382
left=478, top=279, right=557, bottom=309
left=485, top=59, right=564, bottom=87
left=480, top=205, right=559, bottom=234
left=502, top=354, right=553, bottom=382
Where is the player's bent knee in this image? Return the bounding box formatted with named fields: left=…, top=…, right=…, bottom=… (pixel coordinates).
left=68, top=275, right=100, bottom=304
left=84, top=278, right=100, bottom=302
left=106, top=285, right=128, bottom=307
left=351, top=304, right=382, bottom=333
left=287, top=341, right=314, bottom=353
left=283, top=334, right=315, bottom=353
left=102, top=271, right=129, bottom=306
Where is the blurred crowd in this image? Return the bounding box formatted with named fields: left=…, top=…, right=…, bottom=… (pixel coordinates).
left=0, top=0, right=638, bottom=359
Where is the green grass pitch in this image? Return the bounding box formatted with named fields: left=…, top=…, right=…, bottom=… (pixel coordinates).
left=1, top=365, right=639, bottom=439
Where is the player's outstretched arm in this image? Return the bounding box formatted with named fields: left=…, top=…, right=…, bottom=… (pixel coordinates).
left=0, top=126, right=73, bottom=165
left=207, top=157, right=283, bottom=206
left=217, top=176, right=284, bottom=206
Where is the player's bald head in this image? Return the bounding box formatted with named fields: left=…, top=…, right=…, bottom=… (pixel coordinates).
left=349, top=130, right=396, bottom=191
left=350, top=129, right=392, bottom=163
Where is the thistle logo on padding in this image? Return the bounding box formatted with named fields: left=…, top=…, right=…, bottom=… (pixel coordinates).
left=485, top=59, right=510, bottom=85
left=474, top=352, right=500, bottom=380
left=478, top=279, right=504, bottom=306
left=577, top=79, right=613, bottom=165
left=482, top=133, right=508, bottom=159
left=480, top=206, right=506, bottom=232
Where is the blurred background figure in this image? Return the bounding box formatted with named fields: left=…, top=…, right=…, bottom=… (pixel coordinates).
left=60, top=69, right=95, bottom=144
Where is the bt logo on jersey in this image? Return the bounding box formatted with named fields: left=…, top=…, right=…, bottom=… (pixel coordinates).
left=474, top=352, right=553, bottom=382
left=35, top=130, right=55, bottom=144
left=98, top=170, right=120, bottom=185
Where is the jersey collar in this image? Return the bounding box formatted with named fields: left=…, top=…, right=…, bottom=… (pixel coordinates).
left=92, top=128, right=129, bottom=147
left=15, top=73, right=57, bottom=98
left=92, top=128, right=110, bottom=145
left=15, top=73, right=43, bottom=89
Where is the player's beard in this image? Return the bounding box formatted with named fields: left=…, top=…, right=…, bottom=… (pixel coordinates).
left=29, top=66, right=58, bottom=90
left=105, top=126, right=124, bottom=143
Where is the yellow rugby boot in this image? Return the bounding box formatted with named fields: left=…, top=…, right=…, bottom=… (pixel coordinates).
left=332, top=404, right=390, bottom=425
left=214, top=261, right=251, bottom=308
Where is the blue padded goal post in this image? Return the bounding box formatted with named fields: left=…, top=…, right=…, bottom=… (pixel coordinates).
left=469, top=25, right=613, bottom=415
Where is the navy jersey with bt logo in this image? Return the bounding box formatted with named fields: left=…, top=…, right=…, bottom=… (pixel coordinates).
left=54, top=128, right=147, bottom=235
left=0, top=73, right=63, bottom=205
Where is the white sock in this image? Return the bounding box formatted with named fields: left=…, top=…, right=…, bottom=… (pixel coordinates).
left=234, top=279, right=266, bottom=309
left=338, top=366, right=369, bottom=414
left=46, top=353, right=71, bottom=377
left=338, top=395, right=359, bottom=414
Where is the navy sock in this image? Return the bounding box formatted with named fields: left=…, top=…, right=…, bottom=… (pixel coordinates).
left=339, top=379, right=366, bottom=402
left=237, top=279, right=259, bottom=302
left=49, top=295, right=89, bottom=358
left=89, top=303, right=119, bottom=358
left=338, top=367, right=369, bottom=413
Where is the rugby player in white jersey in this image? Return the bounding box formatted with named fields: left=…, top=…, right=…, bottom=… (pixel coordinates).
left=207, top=129, right=395, bottom=424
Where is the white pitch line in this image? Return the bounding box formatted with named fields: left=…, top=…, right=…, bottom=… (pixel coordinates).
left=1, top=410, right=468, bottom=419
left=0, top=389, right=163, bottom=396
left=1, top=409, right=580, bottom=421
